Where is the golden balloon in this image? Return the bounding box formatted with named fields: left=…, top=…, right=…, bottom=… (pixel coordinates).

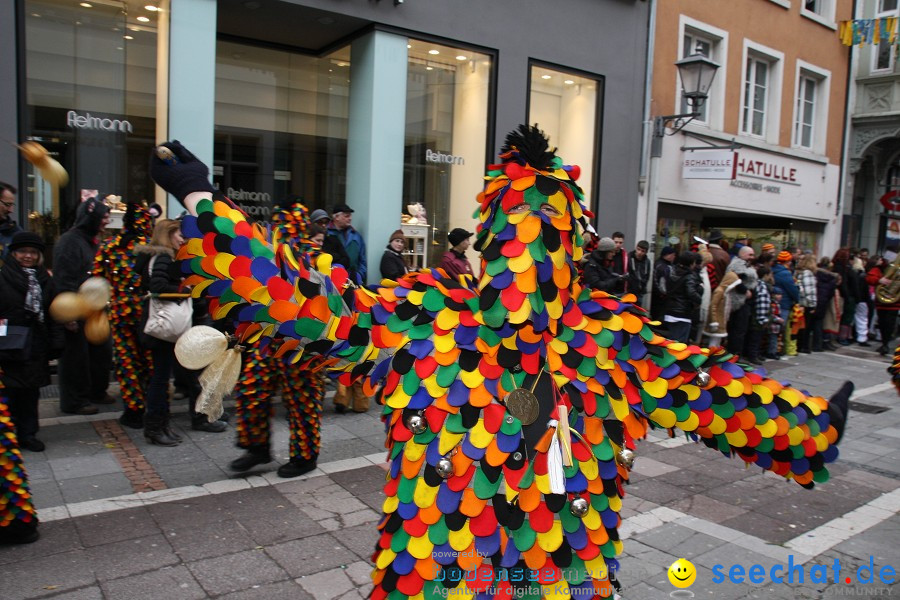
left=49, top=292, right=89, bottom=322
left=84, top=311, right=110, bottom=344
left=79, top=277, right=111, bottom=311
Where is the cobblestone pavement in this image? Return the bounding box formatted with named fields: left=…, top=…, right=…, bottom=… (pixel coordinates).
left=2, top=345, right=899, bottom=599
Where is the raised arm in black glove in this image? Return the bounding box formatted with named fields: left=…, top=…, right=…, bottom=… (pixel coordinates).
left=149, top=140, right=217, bottom=204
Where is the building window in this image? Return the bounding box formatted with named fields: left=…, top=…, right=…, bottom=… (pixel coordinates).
left=213, top=42, right=351, bottom=218
left=24, top=0, right=158, bottom=239
left=794, top=76, right=817, bottom=149
left=742, top=57, right=770, bottom=137
left=404, top=41, right=493, bottom=267
left=680, top=32, right=714, bottom=123
left=875, top=1, right=899, bottom=72
left=527, top=63, right=602, bottom=214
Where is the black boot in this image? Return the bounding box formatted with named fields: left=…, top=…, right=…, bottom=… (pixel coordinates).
left=878, top=344, right=891, bottom=356
left=827, top=381, right=853, bottom=444
left=192, top=414, right=227, bottom=433
left=277, top=455, right=318, bottom=478
left=144, top=414, right=180, bottom=447
left=163, top=415, right=183, bottom=443
left=229, top=445, right=272, bottom=471
left=118, top=407, right=145, bottom=430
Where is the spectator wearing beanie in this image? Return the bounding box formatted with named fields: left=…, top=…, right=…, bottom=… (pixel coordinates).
left=773, top=250, right=800, bottom=355
left=583, top=237, right=625, bottom=294
left=439, top=228, right=475, bottom=279
left=380, top=229, right=409, bottom=281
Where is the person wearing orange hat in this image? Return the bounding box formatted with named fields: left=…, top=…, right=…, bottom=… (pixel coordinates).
left=773, top=251, right=800, bottom=355
left=761, top=243, right=776, bottom=255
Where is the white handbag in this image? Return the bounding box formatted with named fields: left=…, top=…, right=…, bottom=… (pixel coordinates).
left=143, top=256, right=193, bottom=342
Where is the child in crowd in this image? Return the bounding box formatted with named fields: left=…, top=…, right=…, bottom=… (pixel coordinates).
left=765, top=286, right=786, bottom=360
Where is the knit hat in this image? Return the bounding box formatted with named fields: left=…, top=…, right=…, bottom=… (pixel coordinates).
left=389, top=229, right=405, bottom=242
left=761, top=243, right=775, bottom=253
left=310, top=209, right=330, bottom=223
left=8, top=231, right=45, bottom=252
left=777, top=250, right=792, bottom=263
left=448, top=227, right=473, bottom=247
left=660, top=246, right=676, bottom=257
left=596, top=237, right=616, bottom=252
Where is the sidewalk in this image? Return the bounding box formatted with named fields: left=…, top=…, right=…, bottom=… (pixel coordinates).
left=2, top=345, right=899, bottom=599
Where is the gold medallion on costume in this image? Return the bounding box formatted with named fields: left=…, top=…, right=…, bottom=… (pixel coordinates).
left=504, top=371, right=543, bottom=425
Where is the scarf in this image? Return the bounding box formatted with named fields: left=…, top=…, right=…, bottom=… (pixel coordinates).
left=22, top=267, right=44, bottom=322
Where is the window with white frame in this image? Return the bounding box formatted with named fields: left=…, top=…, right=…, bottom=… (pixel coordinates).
left=679, top=31, right=715, bottom=122
left=742, top=56, right=770, bottom=137
left=875, top=0, right=899, bottom=72
left=793, top=75, right=817, bottom=149
left=792, top=62, right=830, bottom=153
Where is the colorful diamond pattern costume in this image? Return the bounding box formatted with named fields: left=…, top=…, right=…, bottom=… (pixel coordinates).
left=154, top=127, right=843, bottom=599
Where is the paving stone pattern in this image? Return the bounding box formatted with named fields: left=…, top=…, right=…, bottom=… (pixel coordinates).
left=1, top=348, right=898, bottom=598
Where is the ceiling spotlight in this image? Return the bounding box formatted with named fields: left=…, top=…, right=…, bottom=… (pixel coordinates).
left=564, top=79, right=575, bottom=85
left=456, top=55, right=467, bottom=61
left=136, top=15, right=150, bottom=22
left=145, top=4, right=159, bottom=11
left=541, top=74, right=551, bottom=80
left=336, top=62, right=348, bottom=67
left=426, top=66, right=433, bottom=71
left=407, top=44, right=411, bottom=49
left=129, top=26, right=141, bottom=31
left=428, top=49, right=439, bottom=55
left=80, top=2, right=93, bottom=7
left=123, top=35, right=133, bottom=40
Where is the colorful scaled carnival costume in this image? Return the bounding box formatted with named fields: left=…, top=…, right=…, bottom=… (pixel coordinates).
left=230, top=205, right=326, bottom=476
left=93, top=202, right=154, bottom=427
left=151, top=128, right=849, bottom=599
left=0, top=379, right=38, bottom=544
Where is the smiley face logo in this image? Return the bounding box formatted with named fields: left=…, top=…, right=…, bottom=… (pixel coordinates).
left=668, top=558, right=696, bottom=588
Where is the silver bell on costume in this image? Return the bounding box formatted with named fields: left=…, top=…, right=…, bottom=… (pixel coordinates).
left=695, top=369, right=711, bottom=387
left=406, top=413, right=427, bottom=435
left=435, top=457, right=454, bottom=479
left=616, top=448, right=635, bottom=469
left=569, top=496, right=590, bottom=518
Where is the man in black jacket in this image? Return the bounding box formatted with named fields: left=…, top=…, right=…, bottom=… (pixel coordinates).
left=626, top=240, right=651, bottom=307
left=52, top=198, right=113, bottom=415
left=663, top=252, right=703, bottom=342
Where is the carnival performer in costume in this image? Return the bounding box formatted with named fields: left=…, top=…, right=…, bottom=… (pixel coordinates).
left=150, top=127, right=850, bottom=599
left=0, top=379, right=39, bottom=544
left=93, top=201, right=154, bottom=428
left=229, top=204, right=326, bottom=478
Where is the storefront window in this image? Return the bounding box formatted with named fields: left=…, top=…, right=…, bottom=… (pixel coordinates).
left=528, top=63, right=601, bottom=213
left=213, top=41, right=350, bottom=219
left=24, top=0, right=158, bottom=241
left=404, top=40, right=492, bottom=267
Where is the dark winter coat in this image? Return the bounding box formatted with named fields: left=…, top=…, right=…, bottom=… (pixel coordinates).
left=52, top=198, right=110, bottom=293
left=0, top=259, right=60, bottom=389
left=814, top=269, right=838, bottom=319
left=438, top=250, right=474, bottom=279
left=134, top=244, right=183, bottom=351
left=664, top=265, right=703, bottom=319
left=582, top=250, right=625, bottom=294
left=322, top=234, right=356, bottom=282
left=626, top=251, right=651, bottom=296
left=0, top=216, right=23, bottom=268
left=380, top=247, right=409, bottom=281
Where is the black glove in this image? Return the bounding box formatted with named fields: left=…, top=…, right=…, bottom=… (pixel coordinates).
left=149, top=140, right=217, bottom=204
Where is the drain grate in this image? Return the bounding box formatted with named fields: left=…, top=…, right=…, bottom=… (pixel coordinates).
left=849, top=400, right=890, bottom=414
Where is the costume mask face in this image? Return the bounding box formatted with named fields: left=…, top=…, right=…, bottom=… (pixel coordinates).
left=474, top=125, right=591, bottom=330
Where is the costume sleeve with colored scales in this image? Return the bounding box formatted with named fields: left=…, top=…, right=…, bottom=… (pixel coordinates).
left=175, top=192, right=841, bottom=599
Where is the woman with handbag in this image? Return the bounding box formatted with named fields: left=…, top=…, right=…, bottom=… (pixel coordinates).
left=0, top=232, right=60, bottom=452
left=135, top=219, right=192, bottom=446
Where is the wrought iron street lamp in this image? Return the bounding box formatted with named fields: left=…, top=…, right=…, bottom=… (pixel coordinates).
left=643, top=51, right=720, bottom=306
